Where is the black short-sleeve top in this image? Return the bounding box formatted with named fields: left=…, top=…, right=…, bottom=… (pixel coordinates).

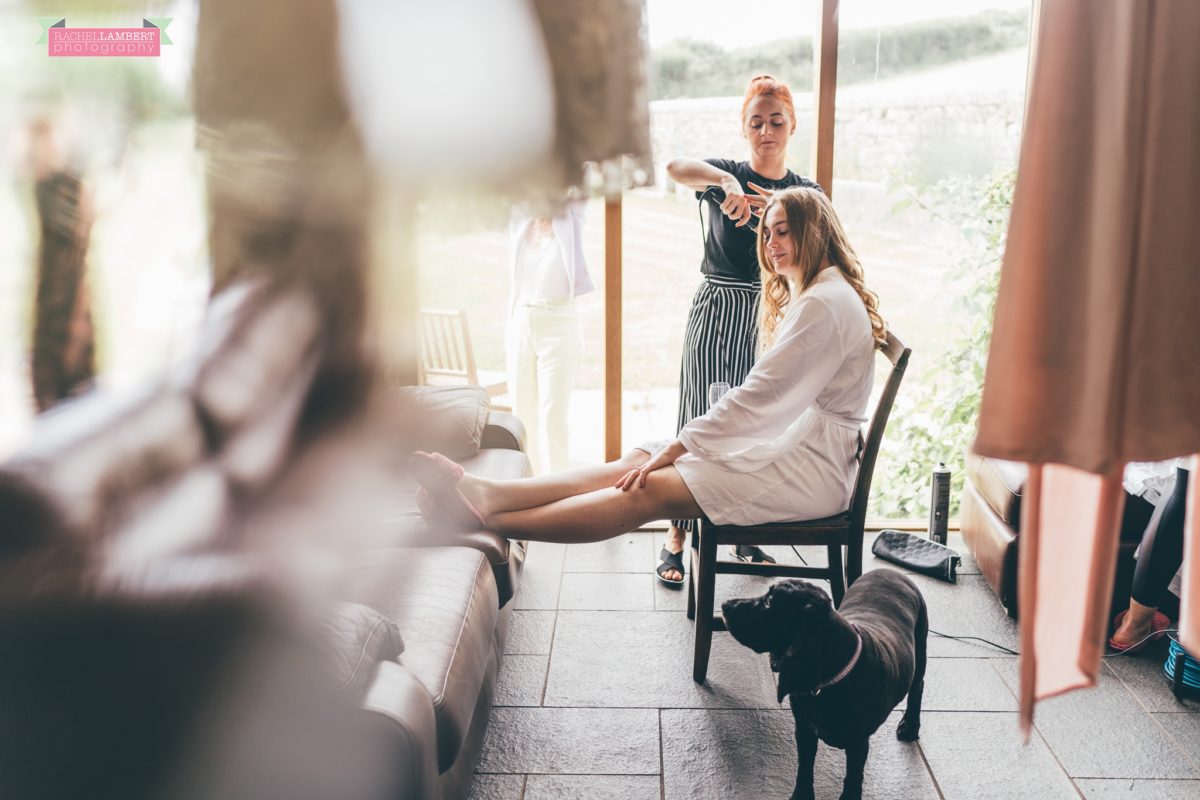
left=696, top=159, right=821, bottom=282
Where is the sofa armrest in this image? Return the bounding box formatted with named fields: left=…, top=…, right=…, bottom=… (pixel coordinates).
left=361, top=660, right=440, bottom=800
left=481, top=411, right=526, bottom=453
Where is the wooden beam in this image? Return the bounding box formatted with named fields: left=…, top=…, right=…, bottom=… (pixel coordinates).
left=811, top=0, right=840, bottom=196
left=604, top=194, right=622, bottom=461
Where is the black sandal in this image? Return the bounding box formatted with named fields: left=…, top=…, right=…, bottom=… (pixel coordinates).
left=656, top=547, right=686, bottom=587
left=730, top=545, right=777, bottom=565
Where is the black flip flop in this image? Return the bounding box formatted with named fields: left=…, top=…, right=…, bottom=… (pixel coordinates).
left=656, top=547, right=686, bottom=587
left=729, top=545, right=777, bottom=565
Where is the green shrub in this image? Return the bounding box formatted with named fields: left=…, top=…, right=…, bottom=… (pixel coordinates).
left=869, top=168, right=1015, bottom=519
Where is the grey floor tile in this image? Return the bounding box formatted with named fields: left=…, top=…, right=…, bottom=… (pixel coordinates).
left=1077, top=778, right=1200, bottom=799
left=495, top=655, right=549, bottom=706
left=922, top=658, right=1018, bottom=711
left=661, top=709, right=798, bottom=800
left=993, top=661, right=1200, bottom=779
left=565, top=533, right=657, bottom=573
left=515, top=542, right=565, bottom=610
left=1154, top=713, right=1200, bottom=773
left=917, top=712, right=1078, bottom=799
left=506, top=610, right=557, bottom=655
left=524, top=774, right=661, bottom=800
left=1105, top=653, right=1200, bottom=713
left=558, top=573, right=656, bottom=611
left=524, top=540, right=566, bottom=573
left=477, top=707, right=660, bottom=775
left=544, top=610, right=779, bottom=709
left=915, top=574, right=1019, bottom=657
left=467, top=773, right=525, bottom=800
left=652, top=571, right=778, bottom=612
left=661, top=709, right=936, bottom=800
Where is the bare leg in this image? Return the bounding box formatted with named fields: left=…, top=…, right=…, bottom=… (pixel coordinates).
left=486, top=464, right=702, bottom=544
left=460, top=448, right=649, bottom=517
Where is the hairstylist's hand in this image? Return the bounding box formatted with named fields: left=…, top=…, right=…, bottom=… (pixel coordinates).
left=745, top=181, right=774, bottom=220
left=615, top=440, right=689, bottom=491
left=718, top=178, right=756, bottom=229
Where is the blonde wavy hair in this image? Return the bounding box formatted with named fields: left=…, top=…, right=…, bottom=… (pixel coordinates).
left=755, top=186, right=887, bottom=351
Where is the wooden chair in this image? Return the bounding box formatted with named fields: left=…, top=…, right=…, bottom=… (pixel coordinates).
left=418, top=309, right=510, bottom=410
left=688, top=331, right=911, bottom=683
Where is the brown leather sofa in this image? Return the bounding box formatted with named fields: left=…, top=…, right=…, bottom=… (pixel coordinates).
left=960, top=451, right=1148, bottom=620
left=0, top=280, right=528, bottom=800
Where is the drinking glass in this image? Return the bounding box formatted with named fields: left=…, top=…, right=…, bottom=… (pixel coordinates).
left=707, top=381, right=731, bottom=409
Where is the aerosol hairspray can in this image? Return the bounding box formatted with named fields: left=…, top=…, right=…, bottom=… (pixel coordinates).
left=929, top=462, right=951, bottom=545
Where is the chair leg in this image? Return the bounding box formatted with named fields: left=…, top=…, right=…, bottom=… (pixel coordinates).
left=692, top=525, right=718, bottom=683
left=686, top=549, right=696, bottom=621
left=827, top=544, right=846, bottom=607
left=846, top=531, right=864, bottom=587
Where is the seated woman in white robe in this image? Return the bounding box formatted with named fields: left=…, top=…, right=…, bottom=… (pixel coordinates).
left=411, top=186, right=887, bottom=543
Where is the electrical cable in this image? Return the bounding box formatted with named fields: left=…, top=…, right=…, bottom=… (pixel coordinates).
left=1164, top=636, right=1200, bottom=691
left=928, top=629, right=1018, bottom=655
left=924, top=626, right=1188, bottom=662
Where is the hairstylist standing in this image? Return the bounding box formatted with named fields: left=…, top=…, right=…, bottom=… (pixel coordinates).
left=656, top=75, right=820, bottom=585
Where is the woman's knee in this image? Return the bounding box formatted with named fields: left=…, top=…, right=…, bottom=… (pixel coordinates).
left=617, top=448, right=651, bottom=469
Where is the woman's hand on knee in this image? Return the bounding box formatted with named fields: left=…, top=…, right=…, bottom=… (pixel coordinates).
left=615, top=440, right=688, bottom=491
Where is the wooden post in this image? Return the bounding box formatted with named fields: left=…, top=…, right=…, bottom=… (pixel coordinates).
left=604, top=193, right=622, bottom=461
left=812, top=0, right=840, bottom=197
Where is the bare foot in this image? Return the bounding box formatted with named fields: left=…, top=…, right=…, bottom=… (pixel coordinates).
left=410, top=452, right=491, bottom=529
left=1111, top=600, right=1162, bottom=648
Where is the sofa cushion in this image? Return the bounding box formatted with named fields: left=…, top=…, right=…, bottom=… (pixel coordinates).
left=345, top=547, right=498, bottom=773
left=393, top=386, right=490, bottom=462
left=321, top=602, right=405, bottom=697
left=377, top=446, right=530, bottom=607
left=481, top=410, right=526, bottom=452
left=460, top=447, right=531, bottom=481
left=965, top=451, right=1025, bottom=530
left=959, top=481, right=1020, bottom=614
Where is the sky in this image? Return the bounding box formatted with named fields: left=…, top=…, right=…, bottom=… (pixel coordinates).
left=646, top=0, right=1031, bottom=49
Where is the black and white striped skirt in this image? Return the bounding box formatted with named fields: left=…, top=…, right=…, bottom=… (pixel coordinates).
left=673, top=274, right=761, bottom=533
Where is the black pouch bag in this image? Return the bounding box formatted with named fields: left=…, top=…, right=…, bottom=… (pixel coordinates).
left=871, top=530, right=962, bottom=583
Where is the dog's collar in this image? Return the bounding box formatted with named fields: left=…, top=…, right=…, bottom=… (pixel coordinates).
left=810, top=625, right=862, bottom=696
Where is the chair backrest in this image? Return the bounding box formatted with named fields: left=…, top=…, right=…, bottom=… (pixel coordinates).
left=847, top=330, right=911, bottom=526
left=417, top=309, right=479, bottom=385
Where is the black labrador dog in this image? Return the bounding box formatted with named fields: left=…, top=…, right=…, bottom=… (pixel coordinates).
left=722, top=571, right=927, bottom=800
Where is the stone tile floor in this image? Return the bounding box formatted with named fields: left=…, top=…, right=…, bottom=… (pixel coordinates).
left=470, top=532, right=1200, bottom=799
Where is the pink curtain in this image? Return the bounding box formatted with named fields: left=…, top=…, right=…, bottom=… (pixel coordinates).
left=973, top=0, right=1200, bottom=730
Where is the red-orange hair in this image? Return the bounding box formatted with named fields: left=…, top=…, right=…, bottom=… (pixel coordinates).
left=741, top=74, right=796, bottom=132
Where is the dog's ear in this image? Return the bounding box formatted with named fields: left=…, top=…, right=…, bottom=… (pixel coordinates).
left=773, top=588, right=836, bottom=702
left=776, top=640, right=819, bottom=703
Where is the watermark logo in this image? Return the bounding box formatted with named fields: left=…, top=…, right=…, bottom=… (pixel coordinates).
left=36, top=17, right=173, bottom=57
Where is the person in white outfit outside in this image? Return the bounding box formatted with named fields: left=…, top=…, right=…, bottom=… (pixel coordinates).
left=412, top=187, right=888, bottom=547
left=507, top=198, right=594, bottom=473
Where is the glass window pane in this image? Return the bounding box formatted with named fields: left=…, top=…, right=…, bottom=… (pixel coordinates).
left=0, top=2, right=205, bottom=454
left=832, top=1, right=1031, bottom=518
left=639, top=0, right=819, bottom=462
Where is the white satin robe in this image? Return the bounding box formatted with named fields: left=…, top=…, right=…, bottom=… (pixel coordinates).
left=670, top=268, right=874, bottom=526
